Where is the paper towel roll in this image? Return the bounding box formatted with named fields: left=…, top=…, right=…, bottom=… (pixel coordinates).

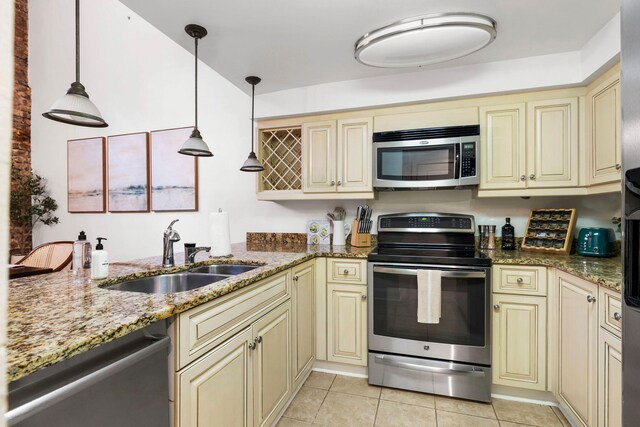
left=209, top=211, right=232, bottom=257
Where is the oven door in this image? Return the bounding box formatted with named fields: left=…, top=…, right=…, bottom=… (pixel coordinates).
left=368, top=263, right=491, bottom=366
left=373, top=139, right=460, bottom=188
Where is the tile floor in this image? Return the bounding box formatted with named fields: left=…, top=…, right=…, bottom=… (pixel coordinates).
left=277, top=373, right=571, bottom=427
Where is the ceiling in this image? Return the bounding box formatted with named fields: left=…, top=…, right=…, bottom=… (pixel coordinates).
left=120, top=0, right=620, bottom=94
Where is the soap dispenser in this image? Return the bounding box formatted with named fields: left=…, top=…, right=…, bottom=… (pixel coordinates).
left=72, top=231, right=92, bottom=274
left=91, top=238, right=109, bottom=279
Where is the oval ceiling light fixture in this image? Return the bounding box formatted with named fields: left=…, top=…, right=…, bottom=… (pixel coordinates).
left=354, top=13, right=497, bottom=68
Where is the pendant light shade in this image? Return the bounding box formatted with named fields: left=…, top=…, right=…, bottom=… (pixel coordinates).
left=179, top=24, right=213, bottom=157
left=43, top=0, right=108, bottom=128
left=240, top=76, right=264, bottom=172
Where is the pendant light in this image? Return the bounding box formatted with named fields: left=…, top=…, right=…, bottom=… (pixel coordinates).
left=240, top=76, right=264, bottom=172
left=42, top=0, right=108, bottom=127
left=179, top=24, right=213, bottom=157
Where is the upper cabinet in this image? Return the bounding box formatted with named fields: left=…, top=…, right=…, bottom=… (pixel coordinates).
left=587, top=69, right=621, bottom=186
left=303, top=118, right=373, bottom=195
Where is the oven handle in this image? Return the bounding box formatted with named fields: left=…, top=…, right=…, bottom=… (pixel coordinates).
left=374, top=355, right=485, bottom=377
left=372, top=266, right=486, bottom=279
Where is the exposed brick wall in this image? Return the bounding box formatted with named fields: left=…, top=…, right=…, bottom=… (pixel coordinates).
left=10, top=0, right=32, bottom=256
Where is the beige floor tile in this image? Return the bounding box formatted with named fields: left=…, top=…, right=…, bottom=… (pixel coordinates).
left=304, top=371, right=336, bottom=390
left=375, top=400, right=437, bottom=427
left=278, top=417, right=313, bottom=426
left=283, top=387, right=328, bottom=422
left=492, top=399, right=561, bottom=427
left=380, top=387, right=435, bottom=408
left=330, top=375, right=382, bottom=399
left=499, top=422, right=537, bottom=427
left=434, top=396, right=496, bottom=419
left=437, top=410, right=500, bottom=427
left=314, top=391, right=378, bottom=427
left=552, top=406, right=572, bottom=427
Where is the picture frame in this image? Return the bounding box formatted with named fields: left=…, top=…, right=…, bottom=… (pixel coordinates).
left=150, top=127, right=198, bottom=212
left=67, top=137, right=106, bottom=213
left=107, top=132, right=150, bottom=213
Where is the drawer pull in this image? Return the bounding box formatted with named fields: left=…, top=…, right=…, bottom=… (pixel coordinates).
left=516, top=278, right=524, bottom=284
left=293, top=275, right=298, bottom=282
left=343, top=269, right=350, bottom=275
left=520, top=175, right=526, bottom=181
left=587, top=295, right=596, bottom=303
left=361, top=294, right=367, bottom=301
left=256, top=336, right=263, bottom=344
left=616, top=164, right=622, bottom=170
left=248, top=342, right=256, bottom=350
left=614, top=312, right=622, bottom=321
left=494, top=304, right=500, bottom=310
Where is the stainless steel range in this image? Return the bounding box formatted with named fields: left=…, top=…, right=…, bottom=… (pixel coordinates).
left=367, top=212, right=492, bottom=402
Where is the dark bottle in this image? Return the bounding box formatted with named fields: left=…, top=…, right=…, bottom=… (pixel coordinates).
left=502, top=218, right=516, bottom=250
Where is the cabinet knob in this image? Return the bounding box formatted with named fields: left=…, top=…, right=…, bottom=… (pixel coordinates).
left=587, top=295, right=596, bottom=303
left=337, top=180, right=342, bottom=186
left=361, top=294, right=367, bottom=301
left=293, top=275, right=298, bottom=282
left=614, top=312, right=622, bottom=321
left=248, top=342, right=256, bottom=350
left=343, top=269, right=350, bottom=275
left=493, top=304, right=500, bottom=310
left=330, top=181, right=336, bottom=186
left=520, top=175, right=527, bottom=181
left=529, top=174, right=537, bottom=180
left=516, top=277, right=524, bottom=284
left=616, top=164, right=622, bottom=170
left=256, top=336, right=263, bottom=344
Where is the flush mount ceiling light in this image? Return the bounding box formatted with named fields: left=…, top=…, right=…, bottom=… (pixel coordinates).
left=179, top=24, right=213, bottom=157
left=354, top=13, right=497, bottom=68
left=43, top=0, right=108, bottom=127
left=240, top=76, right=264, bottom=172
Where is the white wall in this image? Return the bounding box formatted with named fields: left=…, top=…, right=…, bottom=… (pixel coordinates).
left=30, top=0, right=621, bottom=263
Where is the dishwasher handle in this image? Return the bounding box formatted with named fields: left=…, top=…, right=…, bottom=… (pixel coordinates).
left=5, top=335, right=170, bottom=426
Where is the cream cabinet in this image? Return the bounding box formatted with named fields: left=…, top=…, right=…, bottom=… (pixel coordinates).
left=291, top=260, right=315, bottom=389
left=479, top=104, right=527, bottom=190
left=526, top=97, right=579, bottom=188
left=302, top=118, right=372, bottom=194
left=177, top=327, right=254, bottom=427
left=556, top=271, right=599, bottom=427
left=598, top=328, right=622, bottom=427
left=587, top=72, right=621, bottom=186
left=492, top=294, right=547, bottom=390
left=327, top=283, right=368, bottom=366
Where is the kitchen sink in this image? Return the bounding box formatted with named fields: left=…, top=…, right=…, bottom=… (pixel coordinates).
left=105, top=273, right=229, bottom=294
left=189, top=264, right=261, bottom=275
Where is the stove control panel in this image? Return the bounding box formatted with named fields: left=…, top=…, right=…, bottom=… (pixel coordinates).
left=378, top=213, right=474, bottom=233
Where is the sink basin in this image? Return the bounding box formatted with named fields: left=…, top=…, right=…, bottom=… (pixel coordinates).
left=189, top=264, right=261, bottom=275
left=105, top=273, right=228, bottom=294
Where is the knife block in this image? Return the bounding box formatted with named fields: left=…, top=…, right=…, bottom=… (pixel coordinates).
left=350, top=219, right=372, bottom=247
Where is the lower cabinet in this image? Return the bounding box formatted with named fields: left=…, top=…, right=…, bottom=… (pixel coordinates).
left=492, top=294, right=547, bottom=390
left=598, top=328, right=622, bottom=427
left=327, top=283, right=367, bottom=366
left=556, top=271, right=599, bottom=427
left=176, top=301, right=292, bottom=427
left=291, top=260, right=315, bottom=389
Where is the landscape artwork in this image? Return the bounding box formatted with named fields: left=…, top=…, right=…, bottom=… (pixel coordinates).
left=68, top=137, right=106, bottom=213
left=150, top=127, right=198, bottom=211
left=108, top=132, right=150, bottom=212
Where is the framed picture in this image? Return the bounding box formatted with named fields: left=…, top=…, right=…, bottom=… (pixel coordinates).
left=107, top=132, right=150, bottom=212
left=68, top=137, right=106, bottom=213
left=150, top=127, right=198, bottom=211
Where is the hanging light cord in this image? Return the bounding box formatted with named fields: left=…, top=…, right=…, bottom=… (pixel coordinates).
left=194, top=36, right=199, bottom=131
left=250, top=82, right=255, bottom=151
left=75, top=0, right=80, bottom=83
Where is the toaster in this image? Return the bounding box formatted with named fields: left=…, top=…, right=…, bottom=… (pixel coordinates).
left=577, top=227, right=617, bottom=257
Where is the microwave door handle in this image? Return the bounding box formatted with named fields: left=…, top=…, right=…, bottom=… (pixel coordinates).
left=372, top=266, right=486, bottom=279
left=454, top=143, right=461, bottom=179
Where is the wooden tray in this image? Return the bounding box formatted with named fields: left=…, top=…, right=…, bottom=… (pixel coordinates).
left=521, top=208, right=577, bottom=255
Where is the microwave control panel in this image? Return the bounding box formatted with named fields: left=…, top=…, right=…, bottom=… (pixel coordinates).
left=460, top=142, right=477, bottom=177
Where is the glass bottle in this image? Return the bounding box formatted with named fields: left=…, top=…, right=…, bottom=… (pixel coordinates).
left=502, top=218, right=516, bottom=250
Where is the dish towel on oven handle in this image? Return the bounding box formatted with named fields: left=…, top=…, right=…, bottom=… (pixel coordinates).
left=417, top=269, right=442, bottom=324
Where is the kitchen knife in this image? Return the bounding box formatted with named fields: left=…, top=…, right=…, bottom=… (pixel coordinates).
left=356, top=206, right=362, bottom=232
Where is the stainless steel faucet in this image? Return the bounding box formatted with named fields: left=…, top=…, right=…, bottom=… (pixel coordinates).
left=187, top=247, right=211, bottom=264
left=162, top=219, right=181, bottom=268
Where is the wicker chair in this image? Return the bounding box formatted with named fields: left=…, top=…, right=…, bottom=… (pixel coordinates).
left=15, top=241, right=74, bottom=272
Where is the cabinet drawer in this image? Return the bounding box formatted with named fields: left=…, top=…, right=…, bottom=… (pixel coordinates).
left=493, top=265, right=547, bottom=296
left=327, top=258, right=367, bottom=284
left=600, top=287, right=622, bottom=337
left=176, top=270, right=290, bottom=369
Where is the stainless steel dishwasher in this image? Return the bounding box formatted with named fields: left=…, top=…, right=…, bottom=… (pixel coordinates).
left=6, top=321, right=171, bottom=427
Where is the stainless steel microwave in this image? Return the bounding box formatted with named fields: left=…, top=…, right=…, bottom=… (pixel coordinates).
left=373, top=125, right=480, bottom=190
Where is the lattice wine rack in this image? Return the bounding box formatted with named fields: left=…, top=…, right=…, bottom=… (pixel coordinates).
left=259, top=127, right=302, bottom=191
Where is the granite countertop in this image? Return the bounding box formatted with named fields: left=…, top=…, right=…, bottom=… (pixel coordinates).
left=7, top=242, right=368, bottom=383
left=7, top=240, right=620, bottom=384
left=484, top=248, right=622, bottom=292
